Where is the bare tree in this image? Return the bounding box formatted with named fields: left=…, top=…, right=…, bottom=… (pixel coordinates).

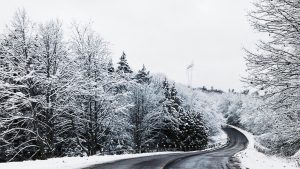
left=0, top=9, right=42, bottom=161
left=245, top=0, right=300, bottom=108
left=245, top=0, right=300, bottom=155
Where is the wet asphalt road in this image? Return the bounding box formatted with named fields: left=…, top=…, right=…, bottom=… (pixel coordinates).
left=84, top=127, right=248, bottom=169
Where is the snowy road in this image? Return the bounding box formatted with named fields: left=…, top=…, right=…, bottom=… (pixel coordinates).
left=84, top=127, right=248, bottom=169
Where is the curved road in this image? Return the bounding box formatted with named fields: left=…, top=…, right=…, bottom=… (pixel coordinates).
left=84, top=127, right=248, bottom=169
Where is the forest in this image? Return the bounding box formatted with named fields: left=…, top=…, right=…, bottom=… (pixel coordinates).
left=1, top=0, right=300, bottom=165
left=0, top=10, right=215, bottom=162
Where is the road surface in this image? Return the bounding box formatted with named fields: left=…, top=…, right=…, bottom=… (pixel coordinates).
left=84, top=127, right=248, bottom=169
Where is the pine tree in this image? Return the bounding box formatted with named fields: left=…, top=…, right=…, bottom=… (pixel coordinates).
left=162, top=78, right=168, bottom=89
left=135, top=65, right=150, bottom=84
left=158, top=81, right=182, bottom=149
left=162, top=78, right=170, bottom=99
left=116, top=52, right=132, bottom=74
left=108, top=59, right=114, bottom=73
left=179, top=111, right=208, bottom=151
left=170, top=84, right=182, bottom=113
left=193, top=113, right=208, bottom=149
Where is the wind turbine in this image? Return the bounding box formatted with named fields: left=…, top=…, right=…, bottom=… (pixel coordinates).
left=186, top=61, right=194, bottom=88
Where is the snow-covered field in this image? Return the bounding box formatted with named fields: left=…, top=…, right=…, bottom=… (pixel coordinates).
left=230, top=125, right=300, bottom=169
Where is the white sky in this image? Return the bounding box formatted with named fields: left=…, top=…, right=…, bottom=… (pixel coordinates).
left=0, top=0, right=260, bottom=91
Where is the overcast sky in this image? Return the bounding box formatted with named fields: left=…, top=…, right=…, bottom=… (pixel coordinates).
left=0, top=0, right=260, bottom=91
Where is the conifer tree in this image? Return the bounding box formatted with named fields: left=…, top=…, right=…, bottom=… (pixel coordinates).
left=162, top=78, right=170, bottom=99
left=116, top=52, right=132, bottom=74
left=159, top=81, right=182, bottom=149
left=170, top=84, right=182, bottom=113
left=179, top=111, right=208, bottom=150
left=135, top=64, right=150, bottom=84
left=108, top=59, right=114, bottom=73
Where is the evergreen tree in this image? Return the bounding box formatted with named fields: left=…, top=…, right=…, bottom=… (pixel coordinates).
left=162, top=78, right=168, bottom=89
left=179, top=111, right=208, bottom=151
left=116, top=52, right=132, bottom=74
left=135, top=64, right=150, bottom=84
left=162, top=78, right=170, bottom=99
left=159, top=82, right=182, bottom=149
left=108, top=59, right=114, bottom=73
left=158, top=82, right=208, bottom=151
left=193, top=113, right=208, bottom=149
left=170, top=84, right=182, bottom=113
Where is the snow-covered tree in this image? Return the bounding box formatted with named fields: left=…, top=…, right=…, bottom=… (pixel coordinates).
left=69, top=23, right=113, bottom=156
left=244, top=0, right=300, bottom=155
left=128, top=66, right=161, bottom=153
left=107, top=59, right=114, bottom=73
left=135, top=65, right=150, bottom=84
left=0, top=9, right=43, bottom=161
left=116, top=52, right=132, bottom=74
left=179, top=111, right=208, bottom=150
left=32, top=19, right=73, bottom=158
left=155, top=81, right=182, bottom=150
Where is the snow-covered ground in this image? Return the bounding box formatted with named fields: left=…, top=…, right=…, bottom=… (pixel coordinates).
left=0, top=152, right=183, bottom=169
left=230, top=125, right=300, bottom=169
left=0, top=131, right=229, bottom=169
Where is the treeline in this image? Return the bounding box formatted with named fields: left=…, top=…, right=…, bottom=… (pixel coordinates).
left=0, top=10, right=208, bottom=162
left=196, top=86, right=224, bottom=94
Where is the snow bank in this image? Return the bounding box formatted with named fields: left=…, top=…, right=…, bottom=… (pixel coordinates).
left=0, top=132, right=230, bottom=169
left=0, top=152, right=181, bottom=169
left=230, top=125, right=299, bottom=169
left=207, top=129, right=228, bottom=150
left=293, top=150, right=300, bottom=159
